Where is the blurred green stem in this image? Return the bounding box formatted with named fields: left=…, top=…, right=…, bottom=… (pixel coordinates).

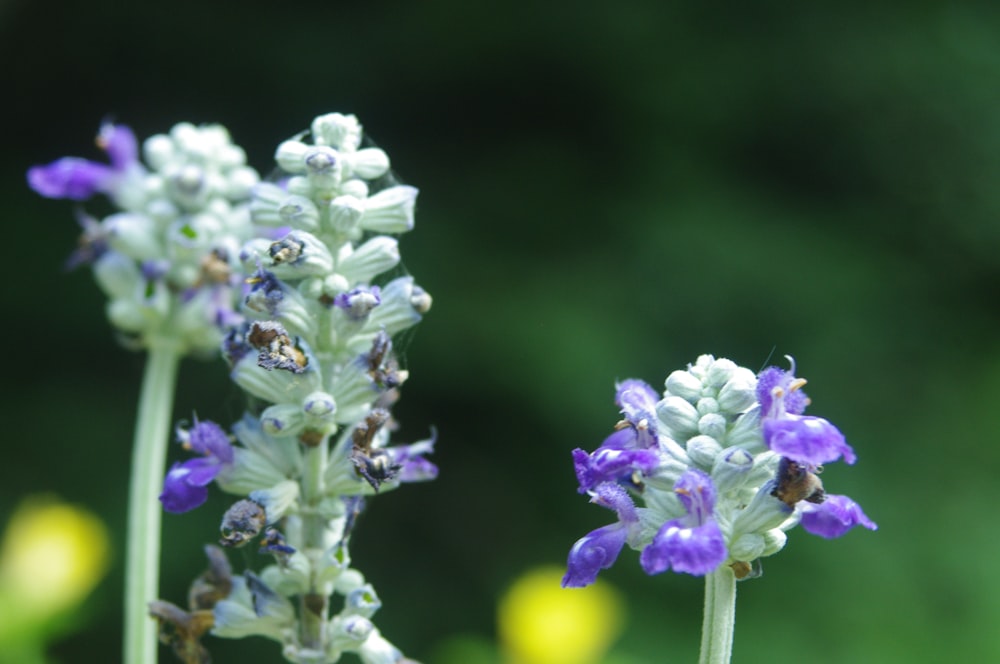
left=699, top=566, right=736, bottom=664
left=124, top=343, right=181, bottom=664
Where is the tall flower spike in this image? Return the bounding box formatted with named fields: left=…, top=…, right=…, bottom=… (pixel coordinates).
left=152, top=112, right=433, bottom=663
left=31, top=119, right=263, bottom=664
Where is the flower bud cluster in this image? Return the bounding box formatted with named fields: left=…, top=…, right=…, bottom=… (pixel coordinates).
left=158, top=113, right=433, bottom=663
left=563, top=355, right=876, bottom=588
left=28, top=122, right=261, bottom=354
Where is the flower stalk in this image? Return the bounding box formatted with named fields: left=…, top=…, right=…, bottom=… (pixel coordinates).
left=125, top=342, right=181, bottom=664
left=699, top=566, right=736, bottom=664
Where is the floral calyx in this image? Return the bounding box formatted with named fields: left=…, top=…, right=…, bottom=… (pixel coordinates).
left=351, top=409, right=400, bottom=491
left=246, top=320, right=308, bottom=373
left=150, top=545, right=232, bottom=664
left=365, top=330, right=407, bottom=389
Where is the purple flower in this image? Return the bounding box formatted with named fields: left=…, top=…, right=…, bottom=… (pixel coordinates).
left=799, top=494, right=877, bottom=539
left=757, top=362, right=856, bottom=466
left=160, top=419, right=234, bottom=513
left=572, top=446, right=659, bottom=494
left=763, top=415, right=856, bottom=467
left=27, top=122, right=139, bottom=201
left=640, top=468, right=727, bottom=576
left=613, top=379, right=660, bottom=448
left=563, top=483, right=640, bottom=588
left=389, top=433, right=438, bottom=483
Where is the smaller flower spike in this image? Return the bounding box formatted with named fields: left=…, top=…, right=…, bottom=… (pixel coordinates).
left=28, top=122, right=139, bottom=200
left=799, top=494, right=878, bottom=539
left=563, top=483, right=640, bottom=588
left=640, top=469, right=727, bottom=576
left=757, top=360, right=856, bottom=466
left=160, top=419, right=234, bottom=513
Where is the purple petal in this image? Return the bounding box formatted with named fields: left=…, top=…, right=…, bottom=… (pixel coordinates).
left=616, top=379, right=659, bottom=423
left=182, top=457, right=223, bottom=486
left=800, top=494, right=877, bottom=539
left=596, top=427, right=638, bottom=450
left=561, top=522, right=628, bottom=588
left=763, top=415, right=856, bottom=466
left=591, top=482, right=638, bottom=524
left=98, top=122, right=138, bottom=170
left=573, top=446, right=659, bottom=493
left=27, top=158, right=115, bottom=200
left=160, top=463, right=210, bottom=513
left=756, top=366, right=809, bottom=417
left=187, top=419, right=234, bottom=462
left=390, top=435, right=438, bottom=483
left=640, top=519, right=727, bottom=576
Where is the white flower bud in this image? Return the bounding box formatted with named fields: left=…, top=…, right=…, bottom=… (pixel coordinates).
left=656, top=396, right=700, bottom=437
left=104, top=213, right=162, bottom=261
left=360, top=185, right=417, bottom=234
left=665, top=369, right=702, bottom=400
left=275, top=140, right=310, bottom=173
left=698, top=412, right=727, bottom=439
left=718, top=367, right=757, bottom=413
left=686, top=434, right=722, bottom=467
left=345, top=148, right=389, bottom=180
left=338, top=236, right=400, bottom=285
left=705, top=357, right=737, bottom=387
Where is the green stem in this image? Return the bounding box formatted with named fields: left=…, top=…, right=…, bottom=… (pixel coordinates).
left=299, top=441, right=329, bottom=654
left=699, top=566, right=737, bottom=664
left=124, top=343, right=181, bottom=664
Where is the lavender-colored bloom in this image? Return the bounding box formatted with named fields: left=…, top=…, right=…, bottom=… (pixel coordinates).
left=389, top=433, right=438, bottom=483
left=160, top=419, right=234, bottom=513
left=757, top=363, right=856, bottom=466
left=563, top=483, right=639, bottom=588
left=614, top=378, right=660, bottom=448
left=756, top=365, right=810, bottom=418
left=799, top=494, right=878, bottom=539
left=640, top=468, right=727, bottom=576
left=27, top=122, right=139, bottom=200
left=572, top=446, right=659, bottom=494
left=763, top=415, right=856, bottom=467
left=615, top=379, right=659, bottom=425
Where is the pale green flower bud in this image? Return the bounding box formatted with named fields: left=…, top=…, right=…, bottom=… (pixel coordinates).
left=698, top=412, right=727, bottom=439
left=312, top=113, right=363, bottom=151
left=260, top=403, right=306, bottom=437
left=705, top=357, right=737, bottom=388
left=687, top=434, right=722, bottom=467
left=360, top=185, right=417, bottom=234
left=104, top=213, right=162, bottom=261
left=337, top=236, right=400, bottom=285
left=665, top=368, right=702, bottom=400
left=656, top=396, right=700, bottom=437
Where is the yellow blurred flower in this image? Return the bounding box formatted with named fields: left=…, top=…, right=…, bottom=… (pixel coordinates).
left=0, top=497, right=110, bottom=621
left=498, top=566, right=625, bottom=664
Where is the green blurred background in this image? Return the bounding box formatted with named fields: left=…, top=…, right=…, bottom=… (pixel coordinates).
left=4, top=0, right=1000, bottom=661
